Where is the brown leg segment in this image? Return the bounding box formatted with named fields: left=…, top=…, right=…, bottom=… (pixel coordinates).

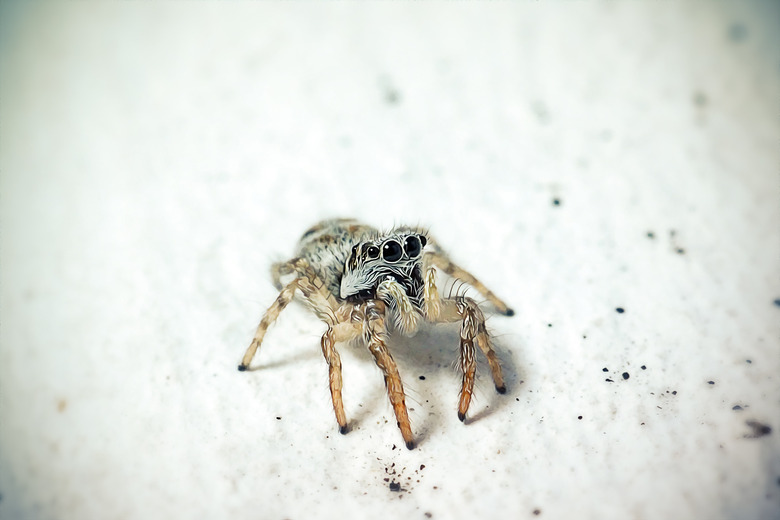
left=321, top=327, right=348, bottom=433
left=364, top=301, right=415, bottom=449
left=427, top=251, right=515, bottom=316
left=476, top=323, right=506, bottom=393
left=238, top=279, right=300, bottom=370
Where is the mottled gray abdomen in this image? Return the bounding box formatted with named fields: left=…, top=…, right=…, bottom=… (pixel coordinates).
left=295, top=219, right=380, bottom=301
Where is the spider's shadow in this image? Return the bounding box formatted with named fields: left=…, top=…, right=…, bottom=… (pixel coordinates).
left=373, top=316, right=521, bottom=446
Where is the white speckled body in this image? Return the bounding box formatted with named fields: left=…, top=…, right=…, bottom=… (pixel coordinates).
left=295, top=218, right=380, bottom=301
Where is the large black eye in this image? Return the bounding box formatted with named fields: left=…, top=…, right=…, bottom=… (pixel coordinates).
left=366, top=245, right=380, bottom=259
left=382, top=240, right=403, bottom=262
left=404, top=236, right=422, bottom=258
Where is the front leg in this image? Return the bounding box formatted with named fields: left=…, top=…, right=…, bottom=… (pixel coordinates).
left=363, top=301, right=415, bottom=450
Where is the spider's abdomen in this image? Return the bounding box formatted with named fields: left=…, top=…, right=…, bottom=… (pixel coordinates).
left=296, top=218, right=379, bottom=301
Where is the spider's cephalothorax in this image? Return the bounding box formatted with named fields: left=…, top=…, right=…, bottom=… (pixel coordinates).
left=238, top=218, right=514, bottom=450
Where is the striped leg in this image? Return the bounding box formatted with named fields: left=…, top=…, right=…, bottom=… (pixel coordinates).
left=435, top=293, right=505, bottom=421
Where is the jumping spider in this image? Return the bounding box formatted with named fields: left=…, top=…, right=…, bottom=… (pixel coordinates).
left=238, top=218, right=514, bottom=449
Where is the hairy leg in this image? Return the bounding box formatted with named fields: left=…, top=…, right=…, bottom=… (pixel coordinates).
left=425, top=249, right=514, bottom=316
left=435, top=295, right=506, bottom=421
left=238, top=269, right=338, bottom=371
left=363, top=301, right=415, bottom=449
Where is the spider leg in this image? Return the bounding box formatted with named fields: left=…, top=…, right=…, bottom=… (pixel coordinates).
left=424, top=247, right=514, bottom=316
left=238, top=270, right=336, bottom=371
left=320, top=320, right=361, bottom=434
left=425, top=265, right=506, bottom=419
left=363, top=301, right=415, bottom=449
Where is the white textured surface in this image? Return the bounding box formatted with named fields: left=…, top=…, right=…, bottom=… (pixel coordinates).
left=1, top=2, right=779, bottom=519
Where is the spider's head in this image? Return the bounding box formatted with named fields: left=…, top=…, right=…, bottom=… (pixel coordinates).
left=340, top=232, right=427, bottom=304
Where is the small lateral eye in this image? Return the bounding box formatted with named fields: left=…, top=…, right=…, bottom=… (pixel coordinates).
left=382, top=240, right=403, bottom=262
left=419, top=235, right=427, bottom=247
left=404, top=236, right=422, bottom=258
left=366, top=245, right=380, bottom=259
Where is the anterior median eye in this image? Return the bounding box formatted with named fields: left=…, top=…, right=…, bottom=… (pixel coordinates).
left=404, top=236, right=422, bottom=258
left=382, top=240, right=403, bottom=262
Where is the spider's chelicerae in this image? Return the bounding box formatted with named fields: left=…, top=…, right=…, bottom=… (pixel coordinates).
left=238, top=218, right=514, bottom=449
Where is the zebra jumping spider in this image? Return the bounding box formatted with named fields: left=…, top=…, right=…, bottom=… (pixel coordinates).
left=238, top=218, right=514, bottom=449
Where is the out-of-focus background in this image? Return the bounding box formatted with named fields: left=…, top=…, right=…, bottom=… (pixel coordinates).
left=1, top=2, right=779, bottom=519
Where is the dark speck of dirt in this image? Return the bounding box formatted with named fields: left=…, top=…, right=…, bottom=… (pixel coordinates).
left=744, top=420, right=772, bottom=438
left=708, top=381, right=715, bottom=385
left=622, top=372, right=630, bottom=380
left=605, top=378, right=614, bottom=383
left=389, top=481, right=401, bottom=492
left=548, top=323, right=553, bottom=327
left=392, top=444, right=397, bottom=450
left=533, top=509, right=541, bottom=516
left=676, top=248, right=686, bottom=255
left=647, top=231, right=655, bottom=239
left=773, top=298, right=780, bottom=307
left=672, top=391, right=677, bottom=395
left=552, top=198, right=561, bottom=206
left=746, top=359, right=752, bottom=364
left=641, top=365, right=647, bottom=370
left=733, top=405, right=743, bottom=411
left=419, top=375, right=426, bottom=380
left=603, top=367, right=609, bottom=372
left=420, top=464, right=425, bottom=470
left=616, top=307, right=625, bottom=314
left=578, top=416, right=583, bottom=420
left=425, top=513, right=432, bottom=519
left=276, top=416, right=282, bottom=420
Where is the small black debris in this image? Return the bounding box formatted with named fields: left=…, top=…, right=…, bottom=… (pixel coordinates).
left=420, top=464, right=425, bottom=470
left=773, top=298, right=780, bottom=307
left=548, top=323, right=553, bottom=327
left=533, top=509, right=541, bottom=516
left=672, top=391, right=677, bottom=395
left=622, top=372, right=630, bottom=380
left=641, top=365, right=647, bottom=370
left=605, top=378, right=614, bottom=383
left=676, top=248, right=685, bottom=255
left=602, top=367, right=609, bottom=372
left=577, top=416, right=583, bottom=420
left=419, top=375, right=426, bottom=380
left=392, top=444, right=397, bottom=450
left=425, top=513, right=432, bottom=519
left=552, top=198, right=561, bottom=206
left=744, top=420, right=772, bottom=438
left=616, top=307, right=625, bottom=314
left=746, top=359, right=752, bottom=364
left=389, top=481, right=401, bottom=492
left=647, top=231, right=655, bottom=239
left=708, top=381, right=715, bottom=385
left=732, top=405, right=743, bottom=411
left=276, top=416, right=282, bottom=420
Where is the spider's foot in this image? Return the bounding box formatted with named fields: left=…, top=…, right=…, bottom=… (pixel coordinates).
left=458, top=411, right=466, bottom=422
left=237, top=364, right=248, bottom=372
left=496, top=385, right=507, bottom=394
left=339, top=425, right=349, bottom=435
left=405, top=440, right=416, bottom=450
